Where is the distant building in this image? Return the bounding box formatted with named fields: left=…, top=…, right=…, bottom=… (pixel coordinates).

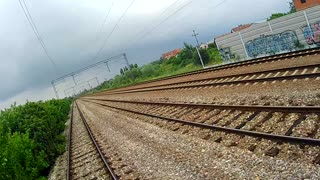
left=162, top=48, right=181, bottom=60
left=215, top=24, right=253, bottom=40
left=231, top=24, right=253, bottom=33
left=200, top=43, right=209, bottom=49
left=294, top=0, right=320, bottom=11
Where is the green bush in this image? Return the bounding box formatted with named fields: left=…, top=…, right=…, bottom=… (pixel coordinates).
left=0, top=98, right=72, bottom=179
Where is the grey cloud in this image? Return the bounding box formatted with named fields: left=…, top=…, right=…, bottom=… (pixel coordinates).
left=0, top=0, right=289, bottom=102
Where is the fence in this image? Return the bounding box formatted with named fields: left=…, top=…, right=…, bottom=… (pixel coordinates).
left=215, top=5, right=320, bottom=62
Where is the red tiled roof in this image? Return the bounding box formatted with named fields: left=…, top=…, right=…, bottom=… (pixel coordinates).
left=162, top=48, right=181, bottom=60
left=231, top=24, right=252, bottom=33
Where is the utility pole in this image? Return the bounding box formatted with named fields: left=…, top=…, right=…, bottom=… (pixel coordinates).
left=192, top=30, right=200, bottom=47
left=51, top=81, right=59, bottom=99
left=192, top=30, right=205, bottom=68
left=87, top=81, right=92, bottom=89
left=123, top=53, right=135, bottom=79
left=95, top=77, right=100, bottom=85
left=105, top=61, right=110, bottom=72
left=72, top=87, right=76, bottom=96
left=71, top=73, right=77, bottom=85
left=123, top=53, right=130, bottom=69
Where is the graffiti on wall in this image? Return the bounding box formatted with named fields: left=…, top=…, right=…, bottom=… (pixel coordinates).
left=302, top=21, right=320, bottom=45
left=245, top=30, right=298, bottom=58
left=219, top=47, right=235, bottom=61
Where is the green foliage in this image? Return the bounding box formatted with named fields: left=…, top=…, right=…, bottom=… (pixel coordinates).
left=289, top=1, right=296, bottom=13
left=0, top=98, right=72, bottom=179
left=267, top=1, right=296, bottom=21
left=180, top=42, right=194, bottom=60
left=207, top=47, right=223, bottom=64
left=0, top=133, right=47, bottom=179
left=84, top=42, right=224, bottom=94
left=193, top=48, right=210, bottom=65
left=267, top=13, right=287, bottom=21
left=208, top=42, right=217, bottom=49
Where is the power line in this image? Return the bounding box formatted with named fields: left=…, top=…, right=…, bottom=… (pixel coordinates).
left=158, top=0, right=183, bottom=17
left=134, top=0, right=193, bottom=43
left=122, top=0, right=227, bottom=52
left=137, top=0, right=184, bottom=37
left=214, top=0, right=227, bottom=8
left=18, top=0, right=58, bottom=72
left=119, top=0, right=193, bottom=54
left=141, top=1, right=193, bottom=39
left=96, top=2, right=114, bottom=40
left=91, top=0, right=136, bottom=62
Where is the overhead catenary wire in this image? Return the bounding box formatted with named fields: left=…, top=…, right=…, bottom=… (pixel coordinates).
left=119, top=0, right=193, bottom=54
left=91, top=0, right=136, bottom=62
left=120, top=0, right=228, bottom=53
left=215, top=0, right=227, bottom=8
left=18, top=0, right=58, bottom=73
left=136, top=0, right=185, bottom=38
left=143, top=0, right=228, bottom=40
left=95, top=2, right=114, bottom=40
left=138, top=0, right=193, bottom=40
left=158, top=0, right=183, bottom=18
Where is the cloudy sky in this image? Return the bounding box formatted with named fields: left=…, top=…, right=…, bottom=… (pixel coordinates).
left=0, top=0, right=289, bottom=109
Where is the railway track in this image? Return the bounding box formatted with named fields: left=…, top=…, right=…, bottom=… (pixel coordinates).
left=81, top=98, right=320, bottom=164
left=91, top=47, right=320, bottom=96
left=90, top=63, right=320, bottom=95
left=67, top=102, right=117, bottom=180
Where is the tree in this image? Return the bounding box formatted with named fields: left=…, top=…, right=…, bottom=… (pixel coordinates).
left=267, top=13, right=287, bottom=21
left=193, top=48, right=210, bottom=65
left=208, top=42, right=217, bottom=49
left=134, top=64, right=138, bottom=68
left=180, top=42, right=194, bottom=60
left=267, top=1, right=296, bottom=21
left=141, top=64, right=156, bottom=78
left=289, top=1, right=296, bottom=14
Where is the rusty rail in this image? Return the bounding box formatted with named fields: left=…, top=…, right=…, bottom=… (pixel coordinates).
left=67, top=101, right=118, bottom=180
left=82, top=99, right=320, bottom=145
left=89, top=47, right=320, bottom=96
left=89, top=63, right=320, bottom=95
left=66, top=103, right=73, bottom=180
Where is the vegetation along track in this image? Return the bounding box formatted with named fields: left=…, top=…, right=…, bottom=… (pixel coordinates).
left=89, top=63, right=320, bottom=95
left=67, top=102, right=117, bottom=180
left=81, top=98, right=320, bottom=164
left=92, top=47, right=320, bottom=96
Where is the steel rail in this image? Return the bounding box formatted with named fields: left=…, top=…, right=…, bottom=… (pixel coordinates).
left=83, top=98, right=320, bottom=113
left=66, top=103, right=73, bottom=180
left=82, top=99, right=320, bottom=145
left=93, top=63, right=320, bottom=95
left=90, top=47, right=320, bottom=96
left=86, top=71, right=320, bottom=95
left=74, top=101, right=118, bottom=180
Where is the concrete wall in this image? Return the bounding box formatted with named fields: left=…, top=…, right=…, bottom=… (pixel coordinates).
left=215, top=5, right=320, bottom=61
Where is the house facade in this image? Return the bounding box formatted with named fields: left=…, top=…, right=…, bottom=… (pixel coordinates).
left=294, top=0, right=320, bottom=11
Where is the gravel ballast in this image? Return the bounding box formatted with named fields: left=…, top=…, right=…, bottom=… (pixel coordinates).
left=77, top=100, right=320, bottom=179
